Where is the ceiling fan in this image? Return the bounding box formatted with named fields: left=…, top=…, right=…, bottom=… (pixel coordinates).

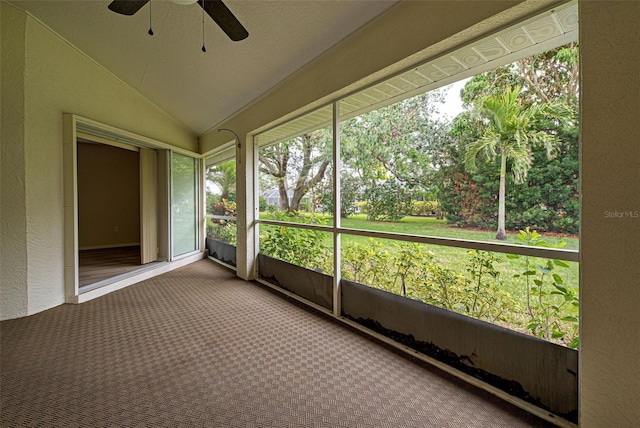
left=108, top=0, right=248, bottom=41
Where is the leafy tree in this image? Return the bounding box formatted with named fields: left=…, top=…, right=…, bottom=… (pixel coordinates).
left=317, top=171, right=361, bottom=218
left=341, top=91, right=447, bottom=196
left=464, top=86, right=569, bottom=240
left=462, top=43, right=579, bottom=108
left=259, top=129, right=331, bottom=211
left=363, top=179, right=413, bottom=221
left=438, top=44, right=580, bottom=234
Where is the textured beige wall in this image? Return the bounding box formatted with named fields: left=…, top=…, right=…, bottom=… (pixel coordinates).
left=0, top=3, right=197, bottom=319
left=579, top=1, right=640, bottom=427
left=0, top=6, right=29, bottom=319
left=77, top=143, right=140, bottom=249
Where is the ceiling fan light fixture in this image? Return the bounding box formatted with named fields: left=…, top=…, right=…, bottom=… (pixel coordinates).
left=108, top=0, right=248, bottom=41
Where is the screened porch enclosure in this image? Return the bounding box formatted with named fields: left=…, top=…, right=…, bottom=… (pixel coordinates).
left=243, top=3, right=581, bottom=424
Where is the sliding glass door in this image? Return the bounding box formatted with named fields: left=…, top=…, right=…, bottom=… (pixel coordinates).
left=171, top=152, right=199, bottom=258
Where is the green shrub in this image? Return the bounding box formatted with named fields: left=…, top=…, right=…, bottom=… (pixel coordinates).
left=206, top=218, right=237, bottom=245
left=355, top=201, right=368, bottom=214
left=509, top=228, right=579, bottom=348
left=259, top=212, right=331, bottom=271
left=411, top=200, right=444, bottom=218
left=363, top=180, right=413, bottom=221
left=259, top=196, right=267, bottom=212
left=339, top=230, right=574, bottom=347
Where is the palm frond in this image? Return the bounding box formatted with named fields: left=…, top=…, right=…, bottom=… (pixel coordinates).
left=465, top=132, right=499, bottom=172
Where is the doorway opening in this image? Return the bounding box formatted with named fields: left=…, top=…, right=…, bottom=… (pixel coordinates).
left=76, top=138, right=165, bottom=289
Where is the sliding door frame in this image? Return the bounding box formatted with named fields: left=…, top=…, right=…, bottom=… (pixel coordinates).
left=63, top=114, right=204, bottom=303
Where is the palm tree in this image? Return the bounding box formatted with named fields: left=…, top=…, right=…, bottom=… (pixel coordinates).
left=464, top=86, right=568, bottom=240
left=207, top=159, right=236, bottom=201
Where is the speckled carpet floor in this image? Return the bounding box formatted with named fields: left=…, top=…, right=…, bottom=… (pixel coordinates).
left=1, top=260, right=553, bottom=427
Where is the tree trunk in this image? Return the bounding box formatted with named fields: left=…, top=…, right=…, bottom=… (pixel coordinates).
left=277, top=180, right=290, bottom=211
left=290, top=190, right=304, bottom=212
left=496, top=153, right=507, bottom=241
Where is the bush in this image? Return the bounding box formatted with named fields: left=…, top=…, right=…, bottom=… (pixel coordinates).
left=411, top=200, right=444, bottom=218
left=259, top=212, right=331, bottom=271
left=259, top=196, right=267, bottom=212
left=340, top=241, right=518, bottom=325
left=258, top=220, right=578, bottom=347
left=207, top=198, right=237, bottom=244
left=206, top=218, right=237, bottom=244
left=363, top=180, right=413, bottom=221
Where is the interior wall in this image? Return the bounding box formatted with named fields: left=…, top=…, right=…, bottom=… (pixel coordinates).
left=0, top=2, right=198, bottom=320
left=0, top=5, right=29, bottom=319
left=77, top=143, right=140, bottom=250
left=579, top=1, right=640, bottom=426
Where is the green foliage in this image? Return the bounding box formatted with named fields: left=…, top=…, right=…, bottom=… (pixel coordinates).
left=411, top=200, right=444, bottom=218
left=438, top=84, right=579, bottom=234
left=260, top=218, right=578, bottom=347
left=206, top=198, right=237, bottom=244
left=509, top=228, right=579, bottom=348
left=206, top=159, right=236, bottom=201
left=258, top=195, right=267, bottom=212
left=464, top=250, right=517, bottom=322
left=437, top=43, right=579, bottom=235
left=363, top=180, right=413, bottom=221
left=439, top=135, right=579, bottom=234
left=317, top=172, right=360, bottom=218
left=341, top=243, right=519, bottom=325
left=341, top=92, right=445, bottom=195
left=259, top=212, right=331, bottom=271
left=464, top=85, right=572, bottom=240
left=341, top=238, right=392, bottom=286
left=462, top=43, right=579, bottom=108
left=206, top=218, right=237, bottom=245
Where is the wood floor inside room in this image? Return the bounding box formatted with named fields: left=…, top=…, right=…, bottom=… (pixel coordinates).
left=79, top=246, right=160, bottom=287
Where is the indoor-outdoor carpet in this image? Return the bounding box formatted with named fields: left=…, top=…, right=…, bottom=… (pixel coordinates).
left=1, top=260, right=554, bottom=428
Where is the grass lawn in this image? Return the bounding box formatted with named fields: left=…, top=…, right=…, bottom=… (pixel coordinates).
left=340, top=214, right=578, bottom=250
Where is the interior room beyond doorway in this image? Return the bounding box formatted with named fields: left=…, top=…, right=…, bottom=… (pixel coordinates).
left=77, top=140, right=160, bottom=288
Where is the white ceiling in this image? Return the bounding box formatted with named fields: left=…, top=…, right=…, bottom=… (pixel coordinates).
left=9, top=0, right=398, bottom=135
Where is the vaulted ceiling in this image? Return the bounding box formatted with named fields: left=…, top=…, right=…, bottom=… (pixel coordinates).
left=9, top=0, right=398, bottom=135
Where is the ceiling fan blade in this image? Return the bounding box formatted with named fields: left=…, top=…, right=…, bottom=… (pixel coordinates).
left=200, top=0, right=248, bottom=41
left=108, top=0, right=150, bottom=16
